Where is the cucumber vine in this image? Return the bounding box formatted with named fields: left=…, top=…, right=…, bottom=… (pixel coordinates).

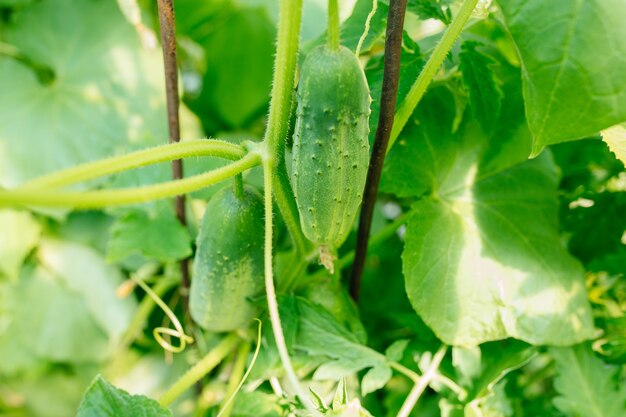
left=0, top=0, right=483, bottom=413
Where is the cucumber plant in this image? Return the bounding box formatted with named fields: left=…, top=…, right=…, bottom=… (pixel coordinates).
left=0, top=0, right=625, bottom=416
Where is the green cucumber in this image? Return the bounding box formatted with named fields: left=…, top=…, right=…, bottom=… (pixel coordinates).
left=291, top=45, right=370, bottom=270
left=190, top=184, right=264, bottom=332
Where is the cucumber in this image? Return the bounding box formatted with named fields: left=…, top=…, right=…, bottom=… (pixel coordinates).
left=291, top=45, right=370, bottom=270
left=190, top=184, right=264, bottom=332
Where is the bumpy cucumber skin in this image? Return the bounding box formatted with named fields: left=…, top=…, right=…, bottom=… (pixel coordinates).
left=190, top=185, right=264, bottom=332
left=292, top=45, right=370, bottom=250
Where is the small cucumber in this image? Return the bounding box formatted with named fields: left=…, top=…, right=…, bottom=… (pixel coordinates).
left=190, top=184, right=264, bottom=332
left=291, top=45, right=370, bottom=270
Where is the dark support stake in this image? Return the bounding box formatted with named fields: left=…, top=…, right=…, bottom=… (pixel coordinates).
left=350, top=0, right=408, bottom=302
left=156, top=0, right=191, bottom=301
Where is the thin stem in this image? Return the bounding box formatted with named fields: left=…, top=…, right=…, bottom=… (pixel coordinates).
left=263, top=0, right=309, bottom=255
left=262, top=159, right=316, bottom=414
left=234, top=174, right=245, bottom=200
left=355, top=0, right=378, bottom=57
left=115, top=276, right=179, bottom=353
left=159, top=334, right=240, bottom=407
left=217, top=320, right=264, bottom=417
left=21, top=140, right=244, bottom=189
left=156, top=0, right=190, bottom=303
left=390, top=361, right=420, bottom=384
left=218, top=342, right=251, bottom=417
left=350, top=0, right=408, bottom=302
left=0, top=153, right=261, bottom=209
left=388, top=0, right=479, bottom=150
left=327, top=0, right=340, bottom=50
left=397, top=345, right=448, bottom=417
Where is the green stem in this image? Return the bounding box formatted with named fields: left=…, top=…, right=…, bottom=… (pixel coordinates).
left=397, top=345, right=448, bottom=417
left=263, top=0, right=309, bottom=255
left=0, top=153, right=261, bottom=209
left=388, top=0, right=479, bottom=151
left=273, top=147, right=309, bottom=255
left=264, top=0, right=302, bottom=154
left=159, top=334, right=240, bottom=407
left=116, top=276, right=179, bottom=352
left=233, top=174, right=245, bottom=199
left=327, top=0, right=340, bottom=50
left=21, top=139, right=244, bottom=189
left=262, top=159, right=316, bottom=414
left=390, top=361, right=420, bottom=383
left=218, top=342, right=250, bottom=417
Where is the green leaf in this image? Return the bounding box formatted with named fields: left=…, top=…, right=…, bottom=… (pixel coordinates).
left=37, top=239, right=136, bottom=346
left=107, top=207, right=192, bottom=263
left=403, top=153, right=594, bottom=346
left=340, top=0, right=388, bottom=53
left=384, top=339, right=410, bottom=362
left=231, top=391, right=282, bottom=417
left=0, top=209, right=41, bottom=282
left=498, top=0, right=626, bottom=154
left=305, top=0, right=389, bottom=54
left=361, top=365, right=392, bottom=397
left=0, top=266, right=110, bottom=374
left=0, top=0, right=167, bottom=187
left=76, top=375, right=172, bottom=417
left=388, top=85, right=593, bottom=346
left=464, top=340, right=536, bottom=401
left=294, top=297, right=391, bottom=392
left=459, top=41, right=503, bottom=135
left=550, top=343, right=626, bottom=417
left=178, top=2, right=276, bottom=130
left=464, top=381, right=513, bottom=417
left=406, top=0, right=452, bottom=24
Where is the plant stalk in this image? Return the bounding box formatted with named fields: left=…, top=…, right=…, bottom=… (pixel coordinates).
left=0, top=153, right=261, bottom=208
left=21, top=140, right=244, bottom=189
left=262, top=159, right=316, bottom=414
left=350, top=0, right=408, bottom=301
left=388, top=0, right=479, bottom=150
left=156, top=0, right=191, bottom=303
left=263, top=0, right=308, bottom=255
left=397, top=345, right=448, bottom=417
left=327, top=0, right=340, bottom=50
left=159, top=334, right=240, bottom=407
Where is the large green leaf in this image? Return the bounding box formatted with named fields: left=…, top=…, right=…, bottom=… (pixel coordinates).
left=76, top=375, right=172, bottom=417
left=0, top=266, right=110, bottom=374
left=295, top=297, right=392, bottom=395
left=403, top=153, right=594, bottom=346
left=177, top=1, right=275, bottom=131
left=498, top=0, right=626, bottom=154
left=107, top=206, right=192, bottom=263
left=389, top=86, right=593, bottom=346
left=37, top=239, right=136, bottom=347
left=550, top=344, right=626, bottom=417
left=0, top=0, right=166, bottom=187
